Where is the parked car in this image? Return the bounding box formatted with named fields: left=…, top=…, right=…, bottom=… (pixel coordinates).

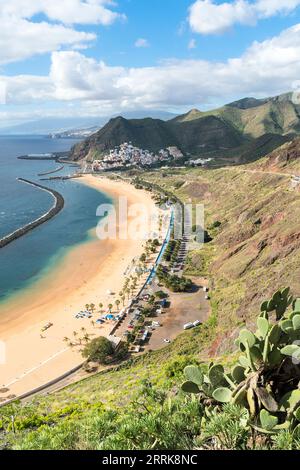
left=183, top=322, right=194, bottom=330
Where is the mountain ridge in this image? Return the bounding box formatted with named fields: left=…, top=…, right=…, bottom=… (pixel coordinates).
left=70, top=92, right=300, bottom=164
left=0, top=111, right=177, bottom=136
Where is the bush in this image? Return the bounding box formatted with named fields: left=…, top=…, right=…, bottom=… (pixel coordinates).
left=155, top=291, right=168, bottom=300
left=198, top=404, right=249, bottom=450
left=82, top=337, right=114, bottom=364
left=156, top=266, right=193, bottom=292
left=210, top=220, right=221, bottom=229
left=173, top=181, right=185, bottom=190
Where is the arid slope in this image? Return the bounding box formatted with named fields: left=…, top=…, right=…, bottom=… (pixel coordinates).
left=143, top=155, right=300, bottom=353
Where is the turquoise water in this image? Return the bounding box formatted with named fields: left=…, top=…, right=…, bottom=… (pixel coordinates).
left=0, top=136, right=111, bottom=303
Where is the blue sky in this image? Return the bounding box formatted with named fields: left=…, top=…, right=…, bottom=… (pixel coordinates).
left=1, top=0, right=300, bottom=126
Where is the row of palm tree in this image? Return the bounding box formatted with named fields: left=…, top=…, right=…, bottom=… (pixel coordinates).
left=78, top=255, right=151, bottom=338
left=63, top=327, right=91, bottom=348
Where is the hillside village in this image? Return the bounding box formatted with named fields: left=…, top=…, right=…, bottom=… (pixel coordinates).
left=92, top=143, right=184, bottom=171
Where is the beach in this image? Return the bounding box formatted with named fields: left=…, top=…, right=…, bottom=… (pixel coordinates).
left=0, top=175, right=160, bottom=399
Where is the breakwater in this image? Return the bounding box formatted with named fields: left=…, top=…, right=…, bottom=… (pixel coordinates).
left=18, top=151, right=71, bottom=162
left=0, top=179, right=64, bottom=249
left=18, top=155, right=57, bottom=161
left=40, top=174, right=82, bottom=181
left=38, top=165, right=64, bottom=177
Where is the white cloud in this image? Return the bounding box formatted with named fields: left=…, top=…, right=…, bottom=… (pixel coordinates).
left=134, top=38, right=150, bottom=48
left=189, top=0, right=300, bottom=35
left=0, top=18, right=96, bottom=65
left=0, top=1, right=124, bottom=26
left=0, top=0, right=124, bottom=64
left=50, top=51, right=125, bottom=101
left=188, top=39, right=197, bottom=49
left=2, top=23, right=300, bottom=115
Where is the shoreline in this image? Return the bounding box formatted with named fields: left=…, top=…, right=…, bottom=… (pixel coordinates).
left=0, top=178, right=64, bottom=249
left=0, top=175, right=161, bottom=400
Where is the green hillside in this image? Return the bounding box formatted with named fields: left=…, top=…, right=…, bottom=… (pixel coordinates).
left=199, top=93, right=300, bottom=138
left=187, top=133, right=290, bottom=167
left=70, top=92, right=300, bottom=163
left=70, top=114, right=245, bottom=161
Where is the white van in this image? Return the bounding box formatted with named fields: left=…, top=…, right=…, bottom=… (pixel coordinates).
left=183, top=322, right=194, bottom=330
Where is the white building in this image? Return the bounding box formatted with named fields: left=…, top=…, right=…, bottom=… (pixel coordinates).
left=92, top=143, right=184, bottom=171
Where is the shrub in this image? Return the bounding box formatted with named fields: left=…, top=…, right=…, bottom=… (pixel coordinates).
left=198, top=404, right=249, bottom=450
left=82, top=337, right=114, bottom=364
left=210, top=221, right=221, bottom=229
left=156, top=266, right=193, bottom=292
left=155, top=291, right=168, bottom=300
left=173, top=181, right=185, bottom=190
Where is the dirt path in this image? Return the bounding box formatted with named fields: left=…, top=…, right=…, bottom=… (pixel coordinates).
left=222, top=167, right=292, bottom=178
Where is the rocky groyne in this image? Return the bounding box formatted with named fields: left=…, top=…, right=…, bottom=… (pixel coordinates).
left=38, top=165, right=64, bottom=177
left=0, top=179, right=64, bottom=249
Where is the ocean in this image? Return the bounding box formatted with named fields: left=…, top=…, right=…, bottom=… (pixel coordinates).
left=0, top=135, right=111, bottom=304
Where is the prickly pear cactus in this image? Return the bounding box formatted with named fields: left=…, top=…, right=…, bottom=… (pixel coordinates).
left=181, top=288, right=300, bottom=434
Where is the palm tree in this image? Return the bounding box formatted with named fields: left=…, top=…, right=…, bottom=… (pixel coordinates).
left=68, top=341, right=74, bottom=348
left=108, top=303, right=113, bottom=313
left=73, top=331, right=78, bottom=338
left=63, top=337, right=69, bottom=343
left=90, top=303, right=95, bottom=313
left=83, top=333, right=90, bottom=343
left=121, top=295, right=125, bottom=306
left=90, top=320, right=95, bottom=328
left=115, top=299, right=121, bottom=311
left=99, top=303, right=103, bottom=312
left=85, top=304, right=90, bottom=312
left=80, top=327, right=86, bottom=334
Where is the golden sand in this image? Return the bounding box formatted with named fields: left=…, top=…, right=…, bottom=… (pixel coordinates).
left=0, top=175, right=159, bottom=398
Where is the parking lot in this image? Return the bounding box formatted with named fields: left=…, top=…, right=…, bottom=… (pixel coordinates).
left=141, top=277, right=210, bottom=351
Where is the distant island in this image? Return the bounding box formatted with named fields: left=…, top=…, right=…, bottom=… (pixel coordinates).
left=49, top=126, right=100, bottom=140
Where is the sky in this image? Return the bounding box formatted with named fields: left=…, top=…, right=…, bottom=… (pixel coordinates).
left=1, top=0, right=300, bottom=126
